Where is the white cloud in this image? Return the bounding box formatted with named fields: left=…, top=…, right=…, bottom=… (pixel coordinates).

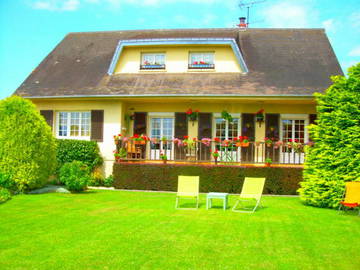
left=349, top=46, right=360, bottom=57
left=260, top=1, right=311, bottom=28
left=349, top=12, right=360, bottom=30
left=322, top=19, right=335, bottom=33
left=32, top=0, right=80, bottom=11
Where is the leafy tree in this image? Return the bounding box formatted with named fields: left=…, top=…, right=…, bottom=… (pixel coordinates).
left=299, top=63, right=360, bottom=208
left=0, top=96, right=57, bottom=192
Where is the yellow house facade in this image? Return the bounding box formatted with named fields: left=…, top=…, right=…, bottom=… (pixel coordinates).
left=15, top=28, right=343, bottom=175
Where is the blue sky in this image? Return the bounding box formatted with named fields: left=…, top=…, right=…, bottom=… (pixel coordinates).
left=0, top=0, right=359, bottom=99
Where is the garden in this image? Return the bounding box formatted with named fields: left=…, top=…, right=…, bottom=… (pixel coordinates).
left=0, top=64, right=359, bottom=269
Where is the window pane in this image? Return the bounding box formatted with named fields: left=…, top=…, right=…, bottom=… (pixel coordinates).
left=59, top=112, right=68, bottom=136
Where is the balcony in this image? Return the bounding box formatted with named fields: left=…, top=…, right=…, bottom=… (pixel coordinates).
left=114, top=139, right=306, bottom=165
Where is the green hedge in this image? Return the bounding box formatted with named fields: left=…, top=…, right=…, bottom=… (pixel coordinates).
left=113, top=163, right=303, bottom=195
left=56, top=139, right=103, bottom=172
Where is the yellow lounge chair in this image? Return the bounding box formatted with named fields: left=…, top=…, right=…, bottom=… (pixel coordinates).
left=339, top=182, right=360, bottom=216
left=232, top=177, right=266, bottom=213
left=175, top=176, right=199, bottom=210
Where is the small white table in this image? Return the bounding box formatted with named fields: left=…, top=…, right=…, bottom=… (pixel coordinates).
left=206, top=192, right=229, bottom=211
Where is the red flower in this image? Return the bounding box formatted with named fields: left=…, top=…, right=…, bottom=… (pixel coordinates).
left=214, top=137, right=220, bottom=142
left=194, top=109, right=199, bottom=113
left=193, top=61, right=198, bottom=65
left=255, top=109, right=264, bottom=115
left=184, top=135, right=189, bottom=139
left=133, top=134, right=139, bottom=138
left=186, top=108, right=193, bottom=115
left=118, top=134, right=122, bottom=137
left=193, top=137, right=197, bottom=141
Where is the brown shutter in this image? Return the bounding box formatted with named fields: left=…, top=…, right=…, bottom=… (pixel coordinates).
left=198, top=113, right=212, bottom=139
left=265, top=114, right=280, bottom=163
left=40, top=110, right=53, bottom=130
left=241, top=113, right=255, bottom=162
left=91, top=110, right=104, bottom=142
left=309, top=114, right=317, bottom=125
left=198, top=113, right=212, bottom=161
left=309, top=114, right=317, bottom=141
left=133, top=112, right=147, bottom=135
left=174, top=113, right=187, bottom=160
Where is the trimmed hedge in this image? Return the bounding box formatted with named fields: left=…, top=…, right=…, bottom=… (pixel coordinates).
left=113, top=163, right=303, bottom=195
left=56, top=139, right=103, bottom=172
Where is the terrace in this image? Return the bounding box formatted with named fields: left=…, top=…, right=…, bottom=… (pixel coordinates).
left=114, top=136, right=307, bottom=165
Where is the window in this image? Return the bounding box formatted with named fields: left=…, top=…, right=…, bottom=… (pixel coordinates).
left=281, top=119, right=305, bottom=144
left=140, top=53, right=165, bottom=69
left=189, top=52, right=214, bottom=69
left=150, top=117, right=174, bottom=154
left=57, top=112, right=90, bottom=139
left=215, top=118, right=240, bottom=141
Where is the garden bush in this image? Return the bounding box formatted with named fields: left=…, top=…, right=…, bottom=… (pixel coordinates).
left=0, top=96, right=57, bottom=192
left=59, top=161, right=90, bottom=192
left=299, top=63, right=360, bottom=208
left=89, top=169, right=104, bottom=186
left=0, top=187, right=11, bottom=203
left=56, top=139, right=103, bottom=172
left=113, top=163, right=303, bottom=195
left=103, top=175, right=114, bottom=187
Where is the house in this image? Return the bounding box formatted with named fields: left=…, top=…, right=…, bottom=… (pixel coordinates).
left=14, top=27, right=343, bottom=176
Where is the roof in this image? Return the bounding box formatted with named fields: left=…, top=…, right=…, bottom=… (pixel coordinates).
left=15, top=28, right=343, bottom=98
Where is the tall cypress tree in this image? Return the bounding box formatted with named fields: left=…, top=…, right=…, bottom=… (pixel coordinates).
left=299, top=63, right=360, bottom=208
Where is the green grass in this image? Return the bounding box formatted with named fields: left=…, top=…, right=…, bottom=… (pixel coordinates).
left=1, top=190, right=360, bottom=270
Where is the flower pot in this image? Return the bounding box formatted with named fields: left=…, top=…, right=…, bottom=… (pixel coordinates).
left=265, top=163, right=271, bottom=167
left=241, top=142, right=250, bottom=147
left=236, top=142, right=242, bottom=147
left=266, top=143, right=272, bottom=147
left=162, top=160, right=167, bottom=164
left=214, top=158, right=218, bottom=165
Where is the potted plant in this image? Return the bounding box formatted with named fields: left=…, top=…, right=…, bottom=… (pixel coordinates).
left=160, top=151, right=167, bottom=164
left=241, top=136, right=250, bottom=147
left=114, top=148, right=127, bottom=162
left=264, top=137, right=273, bottom=147
left=265, top=158, right=272, bottom=167
left=255, top=109, right=265, bottom=127
left=211, top=149, right=220, bottom=165
left=131, top=134, right=147, bottom=145
left=221, top=110, right=233, bottom=122
left=186, top=108, right=199, bottom=125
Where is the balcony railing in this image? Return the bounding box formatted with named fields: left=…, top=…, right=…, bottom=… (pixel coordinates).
left=188, top=64, right=215, bottom=69
left=140, top=64, right=166, bottom=70
left=114, top=140, right=306, bottom=165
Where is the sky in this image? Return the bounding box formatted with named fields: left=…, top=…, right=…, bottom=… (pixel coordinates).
left=0, top=0, right=359, bottom=99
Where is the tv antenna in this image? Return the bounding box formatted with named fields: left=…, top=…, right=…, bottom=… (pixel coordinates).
left=238, top=0, right=266, bottom=27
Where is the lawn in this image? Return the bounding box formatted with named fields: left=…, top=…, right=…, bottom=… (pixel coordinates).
left=1, top=190, right=359, bottom=270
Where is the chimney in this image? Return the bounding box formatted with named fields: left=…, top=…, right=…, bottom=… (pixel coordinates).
left=237, top=17, right=247, bottom=29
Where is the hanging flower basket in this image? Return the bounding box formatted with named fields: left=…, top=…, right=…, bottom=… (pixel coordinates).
left=186, top=108, right=199, bottom=125
left=255, top=109, right=265, bottom=127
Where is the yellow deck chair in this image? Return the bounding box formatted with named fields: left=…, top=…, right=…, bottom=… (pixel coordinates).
left=232, top=177, right=266, bottom=213
left=176, top=176, right=199, bottom=210
left=339, top=182, right=360, bottom=216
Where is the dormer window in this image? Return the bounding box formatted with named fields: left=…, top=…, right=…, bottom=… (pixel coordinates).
left=140, top=53, right=165, bottom=70
left=188, top=52, right=215, bottom=69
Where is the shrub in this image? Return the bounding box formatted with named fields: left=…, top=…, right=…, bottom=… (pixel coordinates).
left=299, top=63, right=360, bottom=208
left=89, top=169, right=104, bottom=186
left=59, top=161, right=90, bottom=192
left=0, top=172, right=16, bottom=191
left=56, top=139, right=103, bottom=172
left=0, top=187, right=11, bottom=203
left=103, top=175, right=114, bottom=187
left=0, top=96, right=57, bottom=192
left=113, top=163, right=303, bottom=195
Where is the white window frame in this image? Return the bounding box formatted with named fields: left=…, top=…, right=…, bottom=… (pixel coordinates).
left=149, top=115, right=175, bottom=160
left=280, top=114, right=309, bottom=143
left=56, top=111, right=91, bottom=140
left=141, top=53, right=166, bottom=65
left=212, top=113, right=241, bottom=140
left=189, top=52, right=215, bottom=65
